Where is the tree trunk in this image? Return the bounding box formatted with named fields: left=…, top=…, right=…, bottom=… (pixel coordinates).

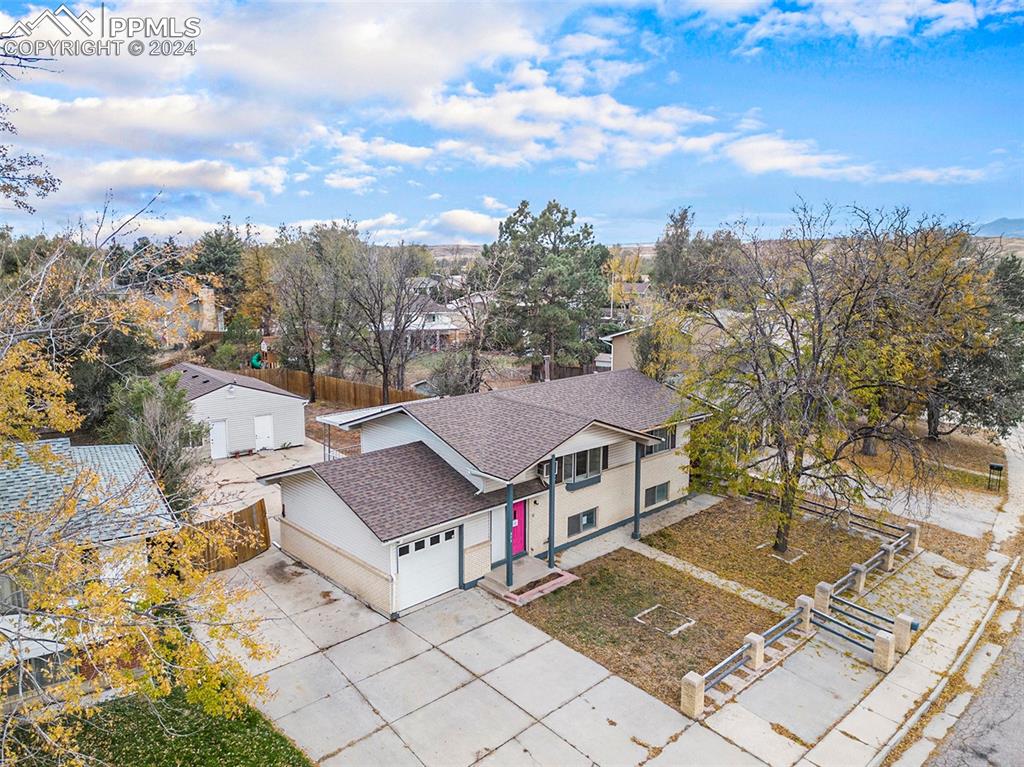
left=773, top=451, right=802, bottom=555
left=381, top=365, right=390, bottom=405
left=469, top=334, right=482, bottom=393
left=926, top=395, right=941, bottom=440
left=860, top=434, right=877, bottom=456
left=307, top=368, right=316, bottom=403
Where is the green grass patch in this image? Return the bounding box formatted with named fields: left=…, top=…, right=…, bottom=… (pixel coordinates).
left=28, top=691, right=311, bottom=767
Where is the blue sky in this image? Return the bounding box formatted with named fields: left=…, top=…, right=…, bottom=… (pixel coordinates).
left=1, top=0, right=1021, bottom=244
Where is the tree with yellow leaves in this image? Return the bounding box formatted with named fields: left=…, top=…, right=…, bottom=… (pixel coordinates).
left=1, top=227, right=266, bottom=764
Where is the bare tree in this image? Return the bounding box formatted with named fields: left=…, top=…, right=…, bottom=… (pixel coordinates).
left=273, top=231, right=322, bottom=401
left=345, top=243, right=423, bottom=403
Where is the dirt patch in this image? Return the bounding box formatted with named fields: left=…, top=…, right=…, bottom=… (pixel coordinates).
left=304, top=401, right=362, bottom=452
left=512, top=572, right=564, bottom=595
left=518, top=548, right=778, bottom=710
left=643, top=498, right=881, bottom=603
left=266, top=558, right=309, bottom=583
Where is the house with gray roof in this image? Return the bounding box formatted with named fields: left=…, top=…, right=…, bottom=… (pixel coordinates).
left=163, top=362, right=306, bottom=459
left=259, top=369, right=701, bottom=616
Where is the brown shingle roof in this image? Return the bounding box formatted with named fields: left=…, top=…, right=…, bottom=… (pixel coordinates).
left=400, top=369, right=681, bottom=481
left=163, top=362, right=304, bottom=401
left=309, top=442, right=545, bottom=541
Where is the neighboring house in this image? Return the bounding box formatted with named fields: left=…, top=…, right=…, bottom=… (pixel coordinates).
left=164, top=362, right=307, bottom=459
left=148, top=287, right=228, bottom=349
left=259, top=370, right=700, bottom=617
left=600, top=328, right=638, bottom=372
left=404, top=295, right=464, bottom=351
left=1, top=439, right=176, bottom=695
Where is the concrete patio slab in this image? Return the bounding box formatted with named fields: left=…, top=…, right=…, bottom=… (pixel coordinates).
left=223, top=606, right=319, bottom=676
left=542, top=676, right=688, bottom=766
left=705, top=702, right=806, bottom=767
left=737, top=665, right=858, bottom=744
left=356, top=648, right=474, bottom=722
left=861, top=678, right=924, bottom=723
left=391, top=680, right=533, bottom=767
left=242, top=553, right=349, bottom=616
left=274, top=687, right=384, bottom=762
left=439, top=613, right=550, bottom=676
left=483, top=639, right=609, bottom=719
left=886, top=657, right=940, bottom=697
left=647, top=723, right=767, bottom=767
left=321, top=727, right=422, bottom=767
left=780, top=637, right=881, bottom=701
left=289, top=595, right=388, bottom=648
left=325, top=621, right=431, bottom=682
left=257, top=651, right=350, bottom=721
left=399, top=589, right=510, bottom=645
left=805, top=729, right=875, bottom=767
left=476, top=723, right=591, bottom=767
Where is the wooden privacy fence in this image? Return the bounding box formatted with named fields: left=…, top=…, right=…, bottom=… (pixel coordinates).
left=232, top=367, right=424, bottom=408
left=199, top=498, right=271, bottom=572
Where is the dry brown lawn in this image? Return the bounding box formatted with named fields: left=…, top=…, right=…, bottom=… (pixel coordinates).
left=303, top=401, right=361, bottom=453
left=643, top=498, right=881, bottom=603
left=519, top=548, right=779, bottom=710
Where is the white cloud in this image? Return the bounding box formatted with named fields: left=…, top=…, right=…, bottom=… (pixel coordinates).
left=358, top=212, right=406, bottom=231
left=482, top=195, right=510, bottom=211
left=723, top=133, right=874, bottom=180
left=436, top=209, right=503, bottom=238
left=557, top=32, right=617, bottom=57
left=878, top=165, right=990, bottom=183
left=427, top=192, right=443, bottom=200
left=323, top=172, right=377, bottom=193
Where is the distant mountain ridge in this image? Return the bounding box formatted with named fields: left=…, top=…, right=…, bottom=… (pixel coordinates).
left=977, top=218, right=1024, bottom=237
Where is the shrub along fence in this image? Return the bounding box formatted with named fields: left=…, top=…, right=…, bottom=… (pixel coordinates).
left=232, top=367, right=424, bottom=408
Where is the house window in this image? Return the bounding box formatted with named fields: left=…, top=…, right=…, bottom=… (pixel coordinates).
left=567, top=509, right=597, bottom=537
left=643, top=427, right=677, bottom=457
left=539, top=456, right=564, bottom=484
left=645, top=482, right=670, bottom=507
left=0, top=575, right=26, bottom=616
left=569, top=447, right=603, bottom=483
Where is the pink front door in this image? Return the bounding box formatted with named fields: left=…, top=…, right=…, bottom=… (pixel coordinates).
left=512, top=500, right=526, bottom=555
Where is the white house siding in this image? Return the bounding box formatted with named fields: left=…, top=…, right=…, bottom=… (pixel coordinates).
left=359, top=411, right=485, bottom=490
left=191, top=386, right=305, bottom=456
left=278, top=473, right=388, bottom=570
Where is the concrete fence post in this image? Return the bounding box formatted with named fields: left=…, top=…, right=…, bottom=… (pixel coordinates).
left=681, top=671, right=705, bottom=719
left=872, top=630, right=895, bottom=672
left=906, top=524, right=921, bottom=554
left=814, top=581, right=833, bottom=613
left=881, top=543, right=897, bottom=572
left=894, top=613, right=914, bottom=654
left=851, top=563, right=868, bottom=595
left=796, top=595, right=813, bottom=636
left=744, top=633, right=765, bottom=670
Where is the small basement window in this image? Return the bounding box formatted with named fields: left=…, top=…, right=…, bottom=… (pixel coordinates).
left=645, top=482, right=669, bottom=507
left=567, top=508, right=597, bottom=537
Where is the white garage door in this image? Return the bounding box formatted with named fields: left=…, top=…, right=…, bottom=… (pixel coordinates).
left=395, top=528, right=459, bottom=611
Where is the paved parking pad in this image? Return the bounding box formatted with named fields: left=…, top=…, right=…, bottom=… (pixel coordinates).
left=274, top=687, right=384, bottom=762
left=324, top=620, right=431, bottom=682
left=356, top=648, right=474, bottom=722
left=440, top=612, right=550, bottom=675
left=321, top=727, right=422, bottom=767
left=477, top=723, right=591, bottom=767
left=398, top=588, right=511, bottom=644
left=258, top=651, right=350, bottom=720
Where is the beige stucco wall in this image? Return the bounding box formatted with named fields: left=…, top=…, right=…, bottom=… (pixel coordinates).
left=464, top=541, right=491, bottom=582
left=611, top=333, right=637, bottom=371
left=525, top=443, right=689, bottom=555
left=280, top=518, right=393, bottom=615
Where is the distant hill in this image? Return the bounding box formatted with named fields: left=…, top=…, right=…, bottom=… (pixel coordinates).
left=977, top=218, right=1024, bottom=237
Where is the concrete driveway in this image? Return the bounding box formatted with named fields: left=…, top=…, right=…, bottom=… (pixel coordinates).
left=221, top=548, right=767, bottom=767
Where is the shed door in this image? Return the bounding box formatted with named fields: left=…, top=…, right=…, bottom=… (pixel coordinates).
left=210, top=420, right=228, bottom=459
left=395, top=528, right=459, bottom=612
left=254, top=414, right=274, bottom=451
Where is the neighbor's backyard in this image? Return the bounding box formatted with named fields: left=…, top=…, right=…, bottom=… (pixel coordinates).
left=519, top=547, right=778, bottom=709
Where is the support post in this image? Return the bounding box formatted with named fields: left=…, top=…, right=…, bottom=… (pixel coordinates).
left=547, top=455, right=557, bottom=569
left=872, top=630, right=895, bottom=672
left=505, top=483, right=514, bottom=588
left=906, top=524, right=921, bottom=554
left=680, top=671, right=705, bottom=719
left=894, top=613, right=914, bottom=654
left=851, top=563, right=868, bottom=595
left=632, top=443, right=643, bottom=539
left=881, top=543, right=897, bottom=572
left=814, top=581, right=833, bottom=613
left=796, top=595, right=813, bottom=636
left=744, top=632, right=765, bottom=670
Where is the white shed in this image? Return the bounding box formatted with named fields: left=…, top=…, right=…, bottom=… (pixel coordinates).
left=165, top=362, right=306, bottom=459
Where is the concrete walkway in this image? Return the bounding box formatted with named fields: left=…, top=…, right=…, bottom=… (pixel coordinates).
left=626, top=538, right=790, bottom=615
